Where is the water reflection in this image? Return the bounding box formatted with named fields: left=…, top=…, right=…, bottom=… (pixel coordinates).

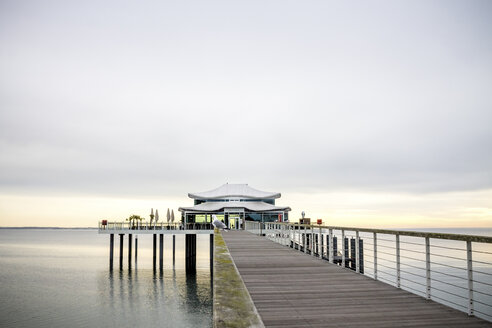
left=100, top=268, right=212, bottom=327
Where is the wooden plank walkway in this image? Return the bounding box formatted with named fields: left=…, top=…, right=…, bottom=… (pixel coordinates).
left=222, top=231, right=492, bottom=328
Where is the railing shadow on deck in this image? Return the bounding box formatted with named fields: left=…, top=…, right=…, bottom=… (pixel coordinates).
left=244, top=221, right=492, bottom=323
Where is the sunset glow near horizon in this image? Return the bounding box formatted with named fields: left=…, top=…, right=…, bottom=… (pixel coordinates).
left=1, top=1, right=491, bottom=229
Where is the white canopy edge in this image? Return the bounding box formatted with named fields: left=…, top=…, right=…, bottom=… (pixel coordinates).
left=188, top=183, right=281, bottom=200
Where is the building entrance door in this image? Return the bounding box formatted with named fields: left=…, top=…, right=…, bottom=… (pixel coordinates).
left=229, top=215, right=239, bottom=229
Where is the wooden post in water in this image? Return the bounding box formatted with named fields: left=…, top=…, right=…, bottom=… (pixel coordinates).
left=173, top=235, right=176, bottom=265
left=159, top=234, right=164, bottom=270
left=119, top=234, right=124, bottom=269
left=153, top=234, right=157, bottom=271
left=135, top=235, right=138, bottom=266
left=109, top=234, right=114, bottom=270
left=210, top=233, right=214, bottom=274
left=185, top=234, right=197, bottom=273
left=128, top=234, right=132, bottom=269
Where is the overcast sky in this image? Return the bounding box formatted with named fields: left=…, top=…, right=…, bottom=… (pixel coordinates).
left=1, top=0, right=491, bottom=227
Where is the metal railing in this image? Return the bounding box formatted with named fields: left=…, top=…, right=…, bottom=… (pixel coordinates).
left=98, top=221, right=214, bottom=231
left=245, top=221, right=492, bottom=322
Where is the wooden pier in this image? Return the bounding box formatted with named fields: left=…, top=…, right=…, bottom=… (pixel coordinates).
left=222, top=231, right=491, bottom=328
left=98, top=222, right=213, bottom=271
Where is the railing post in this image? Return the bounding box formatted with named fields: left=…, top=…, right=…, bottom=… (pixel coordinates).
left=356, top=230, right=360, bottom=273
left=319, top=227, right=323, bottom=259
left=373, top=232, right=377, bottom=280
left=304, top=227, right=307, bottom=254
left=311, top=226, right=314, bottom=256
left=297, top=226, right=301, bottom=252
left=285, top=224, right=288, bottom=246
left=341, top=229, right=345, bottom=267
left=425, top=236, right=431, bottom=299
left=329, top=229, right=333, bottom=263
left=396, top=233, right=400, bottom=288
left=109, top=234, right=114, bottom=270
left=290, top=225, right=293, bottom=248
left=467, top=240, right=474, bottom=316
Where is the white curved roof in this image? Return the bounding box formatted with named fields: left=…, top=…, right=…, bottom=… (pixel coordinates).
left=188, top=183, right=281, bottom=200
left=179, top=201, right=291, bottom=213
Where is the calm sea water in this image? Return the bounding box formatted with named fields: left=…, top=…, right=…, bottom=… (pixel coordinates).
left=0, top=229, right=212, bottom=328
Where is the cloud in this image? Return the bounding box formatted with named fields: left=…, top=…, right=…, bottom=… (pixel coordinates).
left=1, top=0, right=491, bottom=198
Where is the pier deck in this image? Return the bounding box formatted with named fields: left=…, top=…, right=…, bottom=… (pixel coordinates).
left=222, top=231, right=491, bottom=328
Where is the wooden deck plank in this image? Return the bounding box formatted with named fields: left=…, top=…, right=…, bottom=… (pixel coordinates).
left=221, top=231, right=492, bottom=328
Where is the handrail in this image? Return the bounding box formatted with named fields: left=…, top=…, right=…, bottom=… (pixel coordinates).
left=98, top=221, right=214, bottom=231
left=272, top=222, right=492, bottom=243
left=244, top=221, right=492, bottom=322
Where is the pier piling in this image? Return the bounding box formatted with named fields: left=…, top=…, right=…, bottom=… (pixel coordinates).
left=128, top=234, right=132, bottom=269
left=153, top=234, right=156, bottom=271
left=119, top=234, right=124, bottom=269
left=159, top=234, right=164, bottom=270
left=109, top=234, right=114, bottom=270
left=210, top=233, right=214, bottom=273
left=135, top=235, right=138, bottom=265
left=185, top=234, right=196, bottom=273
left=173, top=235, right=176, bottom=265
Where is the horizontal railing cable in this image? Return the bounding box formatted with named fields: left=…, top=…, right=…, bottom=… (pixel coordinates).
left=431, top=294, right=467, bottom=311
left=398, top=253, right=427, bottom=262
left=399, top=268, right=427, bottom=280
left=376, top=275, right=397, bottom=286
left=473, top=249, right=492, bottom=255
left=430, top=252, right=467, bottom=261
left=399, top=240, right=425, bottom=247
left=377, top=262, right=397, bottom=271
left=474, top=299, right=492, bottom=308
left=375, top=249, right=396, bottom=257
left=472, top=259, right=492, bottom=266
left=472, top=279, right=492, bottom=287
left=431, top=261, right=468, bottom=271
left=400, top=283, right=426, bottom=295
left=474, top=309, right=492, bottom=319
left=430, top=269, right=467, bottom=281
left=400, top=276, right=427, bottom=288
left=398, top=248, right=424, bottom=255
left=431, top=285, right=467, bottom=300
left=473, top=269, right=492, bottom=276
left=430, top=278, right=468, bottom=290
left=400, top=262, right=426, bottom=271
left=430, top=244, right=466, bottom=252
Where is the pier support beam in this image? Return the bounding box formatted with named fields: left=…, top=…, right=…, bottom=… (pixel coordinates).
left=109, top=234, right=114, bottom=270
left=173, top=235, right=176, bottom=265
left=159, top=234, right=164, bottom=270
left=135, top=235, right=138, bottom=266
left=186, top=234, right=197, bottom=273
left=128, top=234, right=132, bottom=269
left=119, top=234, right=124, bottom=269
left=210, top=233, right=214, bottom=274
left=153, top=234, right=157, bottom=271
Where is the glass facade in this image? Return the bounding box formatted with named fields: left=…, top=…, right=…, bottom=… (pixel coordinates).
left=181, top=186, right=290, bottom=229
left=194, top=198, right=275, bottom=205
